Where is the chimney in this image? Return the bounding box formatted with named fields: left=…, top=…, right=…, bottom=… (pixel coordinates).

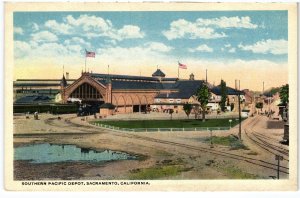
left=66, top=72, right=69, bottom=79
left=235, top=79, right=237, bottom=89
left=189, top=73, right=194, bottom=80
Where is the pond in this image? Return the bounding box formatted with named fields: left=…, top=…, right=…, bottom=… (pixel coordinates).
left=14, top=143, right=137, bottom=164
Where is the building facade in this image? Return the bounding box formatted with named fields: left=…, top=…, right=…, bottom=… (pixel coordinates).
left=14, top=69, right=246, bottom=116
left=60, top=70, right=204, bottom=115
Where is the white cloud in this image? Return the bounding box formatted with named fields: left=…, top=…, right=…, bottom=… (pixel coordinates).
left=64, top=37, right=91, bottom=48
left=29, top=40, right=39, bottom=48
left=45, top=20, right=71, bottom=34
left=222, top=44, right=235, bottom=53
left=14, top=41, right=31, bottom=58
left=196, top=16, right=258, bottom=29
left=65, top=14, right=111, bottom=32
left=163, top=19, right=226, bottom=40
left=117, top=25, right=144, bottom=39
left=45, top=15, right=144, bottom=41
left=104, top=39, right=117, bottom=46
left=14, top=39, right=172, bottom=63
left=228, top=48, right=236, bottom=53
left=34, top=42, right=69, bottom=57
left=145, top=42, right=173, bottom=52
left=95, top=42, right=174, bottom=68
left=14, top=38, right=84, bottom=60
left=14, top=27, right=24, bottom=35
left=32, top=23, right=39, bottom=32
left=66, top=44, right=82, bottom=54
left=224, top=44, right=231, bottom=48
left=163, top=16, right=258, bottom=40
left=31, top=31, right=58, bottom=43
left=238, top=39, right=287, bottom=55
left=189, top=44, right=213, bottom=53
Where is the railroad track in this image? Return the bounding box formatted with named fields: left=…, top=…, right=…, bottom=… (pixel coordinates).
left=24, top=115, right=289, bottom=175
left=109, top=130, right=289, bottom=174
left=244, top=116, right=289, bottom=162
left=252, top=132, right=289, bottom=154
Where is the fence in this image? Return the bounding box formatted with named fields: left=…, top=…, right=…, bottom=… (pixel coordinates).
left=103, top=115, right=240, bottom=122
left=91, top=122, right=230, bottom=132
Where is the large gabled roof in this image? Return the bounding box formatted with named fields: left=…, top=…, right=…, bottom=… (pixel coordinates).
left=98, top=79, right=163, bottom=90
left=91, top=73, right=204, bottom=93
left=91, top=73, right=178, bottom=90
left=210, top=85, right=244, bottom=95
left=91, top=73, right=176, bottom=82
left=91, top=73, right=158, bottom=81
left=152, top=69, right=166, bottom=77
left=156, top=80, right=204, bottom=99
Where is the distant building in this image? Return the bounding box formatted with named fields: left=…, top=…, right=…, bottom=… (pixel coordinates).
left=209, top=85, right=245, bottom=112
left=13, top=78, right=75, bottom=103
left=242, top=89, right=254, bottom=106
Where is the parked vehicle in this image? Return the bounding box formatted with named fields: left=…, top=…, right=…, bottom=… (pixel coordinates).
left=77, top=104, right=100, bottom=116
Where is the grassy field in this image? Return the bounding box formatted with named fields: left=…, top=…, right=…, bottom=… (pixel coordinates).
left=204, top=135, right=249, bottom=150
left=93, top=118, right=242, bottom=129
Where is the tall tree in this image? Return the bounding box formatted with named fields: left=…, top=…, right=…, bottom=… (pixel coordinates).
left=183, top=103, right=192, bottom=119
left=279, top=84, right=289, bottom=106
left=196, top=83, right=211, bottom=122
left=169, top=109, right=174, bottom=120
left=220, top=79, right=228, bottom=112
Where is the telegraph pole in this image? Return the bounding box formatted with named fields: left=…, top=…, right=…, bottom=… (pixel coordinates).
left=236, top=80, right=242, bottom=140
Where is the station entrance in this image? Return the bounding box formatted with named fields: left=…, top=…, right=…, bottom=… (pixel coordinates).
left=68, top=82, right=105, bottom=115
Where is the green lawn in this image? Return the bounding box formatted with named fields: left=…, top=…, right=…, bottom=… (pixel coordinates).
left=93, top=118, right=243, bottom=129
left=204, top=135, right=249, bottom=150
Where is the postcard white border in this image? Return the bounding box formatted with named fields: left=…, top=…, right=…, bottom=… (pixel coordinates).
left=4, top=2, right=298, bottom=191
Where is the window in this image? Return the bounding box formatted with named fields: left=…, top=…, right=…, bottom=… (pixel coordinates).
left=176, top=99, right=181, bottom=103
left=155, top=99, right=161, bottom=103
left=169, top=99, right=174, bottom=103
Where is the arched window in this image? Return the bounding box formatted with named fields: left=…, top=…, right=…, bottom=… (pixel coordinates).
left=69, top=83, right=103, bottom=100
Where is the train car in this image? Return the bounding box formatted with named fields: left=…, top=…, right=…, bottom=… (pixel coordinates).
left=281, top=107, right=289, bottom=145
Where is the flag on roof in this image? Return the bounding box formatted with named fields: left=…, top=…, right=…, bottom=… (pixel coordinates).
left=85, top=49, right=95, bottom=58
left=178, top=62, right=187, bottom=69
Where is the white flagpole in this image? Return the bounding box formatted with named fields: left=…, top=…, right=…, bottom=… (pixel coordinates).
left=178, top=61, right=179, bottom=79
left=84, top=49, right=87, bottom=72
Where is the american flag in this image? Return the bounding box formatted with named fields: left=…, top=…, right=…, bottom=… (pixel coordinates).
left=85, top=49, right=95, bottom=58
left=178, top=62, right=187, bottom=69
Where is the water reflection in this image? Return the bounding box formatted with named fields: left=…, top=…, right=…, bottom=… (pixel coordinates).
left=14, top=143, right=137, bottom=164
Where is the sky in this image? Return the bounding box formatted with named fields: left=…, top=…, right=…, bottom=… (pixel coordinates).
left=13, top=11, right=288, bottom=91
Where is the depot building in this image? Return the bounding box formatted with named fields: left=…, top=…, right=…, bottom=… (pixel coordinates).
left=14, top=68, right=248, bottom=116
left=59, top=69, right=204, bottom=115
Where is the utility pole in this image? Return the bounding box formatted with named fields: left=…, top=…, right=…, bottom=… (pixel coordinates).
left=237, top=80, right=242, bottom=140
left=177, top=64, right=179, bottom=79
left=210, top=129, right=214, bottom=148
left=275, top=155, right=283, bottom=179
